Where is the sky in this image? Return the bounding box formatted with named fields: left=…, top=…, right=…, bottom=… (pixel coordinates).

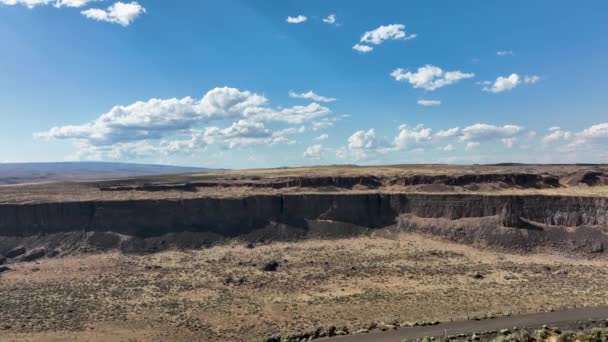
left=1, top=0, right=607, bottom=168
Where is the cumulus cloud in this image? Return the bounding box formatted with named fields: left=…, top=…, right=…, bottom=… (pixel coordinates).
left=417, top=99, right=441, bottom=107
left=338, top=130, right=381, bottom=160
left=435, top=127, right=460, bottom=138
left=81, top=1, right=145, bottom=26
left=391, top=65, right=474, bottom=91
left=1, top=0, right=97, bottom=7
left=360, top=24, right=416, bottom=44
left=465, top=142, right=480, bottom=150
left=578, top=123, right=608, bottom=140
left=348, top=129, right=379, bottom=150
left=482, top=73, right=540, bottom=93
left=314, top=134, right=329, bottom=141
left=322, top=14, right=336, bottom=25
left=497, top=50, right=514, bottom=56
left=523, top=75, right=540, bottom=84
left=54, top=0, right=95, bottom=7
left=353, top=24, right=415, bottom=53
left=335, top=122, right=608, bottom=164
left=459, top=124, right=525, bottom=143
left=352, top=44, right=374, bottom=53
left=286, top=15, right=307, bottom=24
left=0, top=0, right=53, bottom=8
left=311, top=118, right=335, bottom=131
left=393, top=124, right=433, bottom=150
left=303, top=144, right=323, bottom=159
left=289, top=90, right=336, bottom=103
left=501, top=137, right=518, bottom=148
left=541, top=123, right=608, bottom=151
left=35, top=86, right=331, bottom=160
left=337, top=122, right=531, bottom=162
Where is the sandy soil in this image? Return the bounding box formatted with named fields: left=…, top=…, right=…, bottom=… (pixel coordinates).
left=2, top=232, right=608, bottom=341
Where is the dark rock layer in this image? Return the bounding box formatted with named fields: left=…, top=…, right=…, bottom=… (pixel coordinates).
left=0, top=194, right=606, bottom=236
left=0, top=193, right=607, bottom=255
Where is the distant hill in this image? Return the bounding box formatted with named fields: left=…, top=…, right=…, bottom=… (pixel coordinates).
left=0, top=162, right=214, bottom=185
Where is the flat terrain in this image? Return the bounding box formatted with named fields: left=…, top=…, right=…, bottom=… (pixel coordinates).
left=3, top=232, right=608, bottom=341
left=0, top=162, right=211, bottom=186
left=0, top=164, right=607, bottom=204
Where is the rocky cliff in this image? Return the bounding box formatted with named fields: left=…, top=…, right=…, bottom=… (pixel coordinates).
left=0, top=193, right=607, bottom=255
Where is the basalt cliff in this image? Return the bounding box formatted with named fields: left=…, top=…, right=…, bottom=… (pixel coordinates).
left=1, top=165, right=607, bottom=258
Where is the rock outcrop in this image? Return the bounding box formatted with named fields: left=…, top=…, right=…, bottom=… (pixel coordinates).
left=0, top=193, right=607, bottom=255
left=97, top=173, right=560, bottom=192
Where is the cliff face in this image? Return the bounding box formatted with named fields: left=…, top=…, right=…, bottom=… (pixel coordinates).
left=1, top=194, right=606, bottom=237
left=98, top=173, right=559, bottom=192
left=1, top=193, right=607, bottom=255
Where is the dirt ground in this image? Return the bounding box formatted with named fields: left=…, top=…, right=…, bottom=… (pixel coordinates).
left=2, top=232, right=608, bottom=341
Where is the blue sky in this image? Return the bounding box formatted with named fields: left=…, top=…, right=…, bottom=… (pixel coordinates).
left=1, top=0, right=607, bottom=168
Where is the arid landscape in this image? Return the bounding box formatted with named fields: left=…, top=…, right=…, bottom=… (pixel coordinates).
left=2, top=164, right=608, bottom=341
left=4, top=0, right=608, bottom=340
left=4, top=232, right=608, bottom=341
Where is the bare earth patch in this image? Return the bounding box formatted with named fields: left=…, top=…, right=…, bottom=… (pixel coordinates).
left=2, top=232, right=608, bottom=341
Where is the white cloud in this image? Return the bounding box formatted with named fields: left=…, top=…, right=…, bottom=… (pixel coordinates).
left=289, top=90, right=336, bottom=103
left=54, top=0, right=95, bottom=7
left=360, top=24, right=416, bottom=45
left=338, top=122, right=529, bottom=161
left=352, top=44, right=373, bottom=53
left=465, top=142, right=480, bottom=150
left=393, top=124, right=433, bottom=150
left=482, top=74, right=519, bottom=93
left=391, top=65, right=474, bottom=91
left=322, top=14, right=336, bottom=25
left=523, top=75, right=540, bottom=84
left=501, top=137, right=518, bottom=148
left=311, top=118, right=335, bottom=131
left=459, top=124, right=525, bottom=143
left=286, top=15, right=307, bottom=24
left=542, top=123, right=608, bottom=151
left=81, top=1, right=145, bottom=27
left=303, top=144, right=323, bottom=159
left=353, top=24, right=415, bottom=53
left=496, top=50, right=514, bottom=56
left=0, top=0, right=52, bottom=8
left=348, top=129, right=378, bottom=150
left=417, top=99, right=441, bottom=107
left=268, top=103, right=331, bottom=124
left=35, top=86, right=332, bottom=159
left=0, top=0, right=97, bottom=7
left=435, top=127, right=460, bottom=138
left=482, top=73, right=540, bottom=93
left=333, top=121, right=607, bottom=163
left=578, top=123, right=608, bottom=140
left=314, top=134, right=329, bottom=141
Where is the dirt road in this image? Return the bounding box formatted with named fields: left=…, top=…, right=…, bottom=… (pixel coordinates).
left=325, top=306, right=608, bottom=342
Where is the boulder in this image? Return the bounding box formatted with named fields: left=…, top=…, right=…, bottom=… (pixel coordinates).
left=262, top=260, right=279, bottom=272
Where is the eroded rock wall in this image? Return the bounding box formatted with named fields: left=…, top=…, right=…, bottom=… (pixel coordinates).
left=1, top=194, right=607, bottom=238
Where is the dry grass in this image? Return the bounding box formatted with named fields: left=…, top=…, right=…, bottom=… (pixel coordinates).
left=1, top=165, right=607, bottom=204
left=3, top=232, right=608, bottom=341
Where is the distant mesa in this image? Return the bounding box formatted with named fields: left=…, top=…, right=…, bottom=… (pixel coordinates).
left=0, top=162, right=214, bottom=185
